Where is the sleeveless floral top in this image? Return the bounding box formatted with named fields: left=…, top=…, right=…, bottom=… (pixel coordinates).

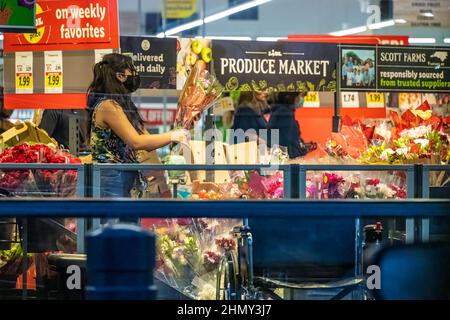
left=90, top=99, right=138, bottom=163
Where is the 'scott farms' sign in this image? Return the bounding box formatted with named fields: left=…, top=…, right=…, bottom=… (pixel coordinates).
left=341, top=45, right=450, bottom=92
left=213, top=41, right=338, bottom=92
left=378, top=47, right=450, bottom=92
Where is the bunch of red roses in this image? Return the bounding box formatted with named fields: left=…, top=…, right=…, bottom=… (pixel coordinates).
left=0, top=144, right=81, bottom=196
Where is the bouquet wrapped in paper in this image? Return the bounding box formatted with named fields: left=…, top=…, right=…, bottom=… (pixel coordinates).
left=175, top=61, right=224, bottom=130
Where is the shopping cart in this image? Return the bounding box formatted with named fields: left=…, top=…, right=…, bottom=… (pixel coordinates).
left=216, top=217, right=367, bottom=300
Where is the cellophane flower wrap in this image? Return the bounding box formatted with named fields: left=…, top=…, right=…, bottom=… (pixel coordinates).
left=152, top=218, right=241, bottom=300
left=306, top=171, right=407, bottom=200
left=175, top=60, right=224, bottom=130
left=0, top=143, right=81, bottom=197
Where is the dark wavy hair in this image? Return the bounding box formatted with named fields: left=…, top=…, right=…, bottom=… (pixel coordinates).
left=87, top=53, right=144, bottom=133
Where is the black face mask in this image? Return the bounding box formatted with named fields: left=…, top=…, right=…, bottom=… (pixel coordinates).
left=123, top=74, right=141, bottom=92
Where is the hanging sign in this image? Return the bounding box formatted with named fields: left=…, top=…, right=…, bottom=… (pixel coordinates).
left=213, top=40, right=338, bottom=92
left=164, top=0, right=197, bottom=19
left=341, top=45, right=450, bottom=92
left=4, top=0, right=120, bottom=52
left=120, top=36, right=177, bottom=89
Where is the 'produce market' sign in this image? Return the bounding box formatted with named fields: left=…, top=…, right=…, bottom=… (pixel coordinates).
left=213, top=41, right=338, bottom=92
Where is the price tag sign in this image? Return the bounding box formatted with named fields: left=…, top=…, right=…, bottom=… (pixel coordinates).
left=366, top=92, right=384, bottom=108
left=341, top=92, right=359, bottom=108
left=303, top=91, right=320, bottom=108
left=15, top=52, right=33, bottom=94
left=44, top=51, right=63, bottom=94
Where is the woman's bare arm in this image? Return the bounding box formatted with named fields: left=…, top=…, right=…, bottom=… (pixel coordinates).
left=94, top=100, right=186, bottom=151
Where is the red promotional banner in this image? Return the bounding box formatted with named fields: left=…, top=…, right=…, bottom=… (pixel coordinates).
left=4, top=0, right=119, bottom=52
left=286, top=35, right=409, bottom=46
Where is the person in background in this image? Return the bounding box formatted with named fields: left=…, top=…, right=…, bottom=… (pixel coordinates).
left=87, top=53, right=188, bottom=221
left=231, top=90, right=269, bottom=144
left=362, top=69, right=370, bottom=87
left=0, top=108, right=13, bottom=135
left=346, top=56, right=354, bottom=70
left=368, top=62, right=375, bottom=86
left=341, top=58, right=348, bottom=84
left=355, top=69, right=362, bottom=87
left=268, top=92, right=306, bottom=159
left=346, top=68, right=354, bottom=87
left=39, top=109, right=90, bottom=153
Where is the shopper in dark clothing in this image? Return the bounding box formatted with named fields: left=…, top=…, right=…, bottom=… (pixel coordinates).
left=39, top=109, right=90, bottom=153
left=231, top=90, right=269, bottom=144
left=268, top=92, right=306, bottom=159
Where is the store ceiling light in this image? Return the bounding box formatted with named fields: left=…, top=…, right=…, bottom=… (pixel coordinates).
left=329, top=25, right=368, bottom=36
left=256, top=37, right=288, bottom=41
left=330, top=19, right=406, bottom=36
left=420, top=12, right=434, bottom=17
left=204, top=0, right=272, bottom=24
left=368, top=19, right=395, bottom=30
left=164, top=19, right=204, bottom=36
left=444, top=38, right=450, bottom=43
left=160, top=0, right=272, bottom=37
left=409, top=37, right=436, bottom=44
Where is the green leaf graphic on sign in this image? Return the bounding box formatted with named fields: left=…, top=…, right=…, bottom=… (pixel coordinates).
left=251, top=80, right=260, bottom=91
left=287, top=83, right=295, bottom=92
left=226, top=77, right=239, bottom=91
left=327, top=80, right=336, bottom=92
left=239, top=83, right=252, bottom=91
left=296, top=81, right=307, bottom=92
left=306, top=81, right=315, bottom=92
left=277, top=84, right=286, bottom=92
left=259, top=80, right=267, bottom=89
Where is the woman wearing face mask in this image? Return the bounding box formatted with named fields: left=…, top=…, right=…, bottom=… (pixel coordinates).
left=87, top=53, right=187, bottom=204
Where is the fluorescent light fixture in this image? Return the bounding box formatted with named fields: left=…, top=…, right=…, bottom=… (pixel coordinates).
left=204, top=0, right=272, bottom=24
left=164, top=19, right=203, bottom=36
left=444, top=38, right=450, bottom=43
left=159, top=0, right=272, bottom=36
left=409, top=37, right=436, bottom=44
left=256, top=37, right=288, bottom=42
left=420, top=12, right=434, bottom=17
left=330, top=19, right=404, bottom=36
left=329, top=25, right=368, bottom=36
left=368, top=19, right=395, bottom=30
